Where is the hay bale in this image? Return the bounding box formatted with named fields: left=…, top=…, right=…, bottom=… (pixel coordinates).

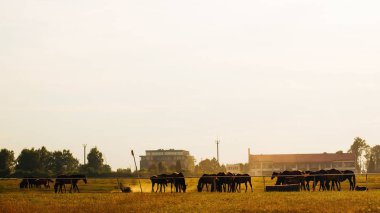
left=265, top=184, right=300, bottom=192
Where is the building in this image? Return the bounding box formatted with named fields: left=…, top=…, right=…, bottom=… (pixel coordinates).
left=140, top=149, right=195, bottom=172
left=226, top=164, right=242, bottom=174
left=248, top=149, right=356, bottom=176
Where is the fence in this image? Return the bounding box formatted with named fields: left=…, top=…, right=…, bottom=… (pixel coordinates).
left=0, top=173, right=379, bottom=193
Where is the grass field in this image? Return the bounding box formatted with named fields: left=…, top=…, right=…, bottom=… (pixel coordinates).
left=1, top=175, right=380, bottom=212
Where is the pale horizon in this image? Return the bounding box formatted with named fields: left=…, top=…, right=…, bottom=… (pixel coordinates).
left=1, top=0, right=380, bottom=170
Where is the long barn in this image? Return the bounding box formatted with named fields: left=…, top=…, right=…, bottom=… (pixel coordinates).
left=248, top=149, right=356, bottom=176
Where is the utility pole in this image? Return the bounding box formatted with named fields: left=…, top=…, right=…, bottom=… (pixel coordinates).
left=131, top=150, right=143, bottom=193
left=83, top=144, right=87, bottom=165
left=216, top=138, right=220, bottom=163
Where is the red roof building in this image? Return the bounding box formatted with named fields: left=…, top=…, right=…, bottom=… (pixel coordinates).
left=248, top=149, right=356, bottom=176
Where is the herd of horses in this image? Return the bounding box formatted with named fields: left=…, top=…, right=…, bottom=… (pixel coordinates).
left=18, top=169, right=365, bottom=193
left=271, top=169, right=357, bottom=191
left=150, top=172, right=253, bottom=193
left=19, top=174, right=88, bottom=193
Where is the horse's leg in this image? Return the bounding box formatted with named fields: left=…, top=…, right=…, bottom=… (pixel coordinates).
left=245, top=182, right=248, bottom=192
left=151, top=182, right=154, bottom=192
left=249, top=180, right=253, bottom=192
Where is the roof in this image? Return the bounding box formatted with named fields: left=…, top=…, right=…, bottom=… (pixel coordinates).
left=249, top=153, right=355, bottom=163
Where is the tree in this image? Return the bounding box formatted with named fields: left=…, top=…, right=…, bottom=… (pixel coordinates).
left=197, top=158, right=225, bottom=174
left=37, top=146, right=52, bottom=173
left=367, top=155, right=375, bottom=173
left=371, top=145, right=380, bottom=172
left=175, top=160, right=182, bottom=172
left=16, top=148, right=41, bottom=172
left=348, top=137, right=369, bottom=172
left=50, top=150, right=79, bottom=174
left=336, top=150, right=343, bottom=154
left=0, top=149, right=15, bottom=176
left=158, top=162, right=167, bottom=173
left=87, top=147, right=104, bottom=171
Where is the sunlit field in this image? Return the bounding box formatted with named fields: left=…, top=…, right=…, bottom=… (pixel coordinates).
left=1, top=175, right=380, bottom=212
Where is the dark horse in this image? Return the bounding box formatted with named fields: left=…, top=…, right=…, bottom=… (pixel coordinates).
left=19, top=177, right=37, bottom=188
left=197, top=174, right=217, bottom=192
left=340, top=170, right=356, bottom=191
left=54, top=174, right=87, bottom=193
left=150, top=174, right=168, bottom=192
left=234, top=174, right=253, bottom=192
left=36, top=178, right=54, bottom=188
left=271, top=171, right=306, bottom=190
left=216, top=172, right=235, bottom=192
left=168, top=172, right=186, bottom=193
left=325, top=169, right=342, bottom=191
left=312, top=170, right=328, bottom=191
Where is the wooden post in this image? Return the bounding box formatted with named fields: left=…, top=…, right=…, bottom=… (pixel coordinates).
left=263, top=176, right=266, bottom=192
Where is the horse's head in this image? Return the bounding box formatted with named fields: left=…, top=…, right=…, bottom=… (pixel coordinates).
left=182, top=184, right=187, bottom=192
left=271, top=172, right=279, bottom=180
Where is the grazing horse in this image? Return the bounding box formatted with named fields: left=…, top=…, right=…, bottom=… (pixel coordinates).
left=216, top=172, right=235, bottom=192
left=271, top=171, right=306, bottom=190
left=54, top=174, right=87, bottom=193
left=303, top=171, right=314, bottom=191
left=271, top=172, right=285, bottom=185
left=234, top=174, right=253, bottom=192
left=325, top=169, right=342, bottom=191
left=19, top=177, right=38, bottom=189
left=311, top=170, right=328, bottom=191
left=166, top=172, right=186, bottom=193
left=340, top=170, right=356, bottom=191
left=197, top=174, right=217, bottom=192
left=36, top=178, right=54, bottom=188
left=150, top=174, right=168, bottom=192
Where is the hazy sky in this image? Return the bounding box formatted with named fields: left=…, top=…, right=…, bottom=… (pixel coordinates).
left=1, top=0, right=380, bottom=169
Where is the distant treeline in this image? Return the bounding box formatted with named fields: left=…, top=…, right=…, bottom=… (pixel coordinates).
left=1, top=137, right=379, bottom=178
left=0, top=146, right=135, bottom=178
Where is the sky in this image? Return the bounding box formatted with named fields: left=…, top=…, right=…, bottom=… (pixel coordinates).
left=1, top=0, right=380, bottom=170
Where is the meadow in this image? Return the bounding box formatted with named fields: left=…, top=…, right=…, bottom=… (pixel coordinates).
left=1, top=175, right=380, bottom=213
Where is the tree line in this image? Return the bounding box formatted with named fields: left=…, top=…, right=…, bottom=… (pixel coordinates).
left=347, top=137, right=380, bottom=173
left=0, top=146, right=134, bottom=178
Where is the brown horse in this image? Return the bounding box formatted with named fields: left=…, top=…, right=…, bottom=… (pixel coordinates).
left=340, top=170, right=356, bottom=191
left=197, top=174, right=217, bottom=192
left=271, top=171, right=306, bottom=190
left=168, top=172, right=186, bottom=193
left=234, top=174, right=253, bottom=192
left=54, top=174, right=87, bottom=193
left=150, top=174, right=168, bottom=192
left=325, top=169, right=342, bottom=191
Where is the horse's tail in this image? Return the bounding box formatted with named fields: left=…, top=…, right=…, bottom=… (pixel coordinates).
left=353, top=174, right=356, bottom=188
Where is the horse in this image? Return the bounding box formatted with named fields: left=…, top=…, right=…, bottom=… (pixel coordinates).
left=271, top=172, right=285, bottom=185
left=150, top=174, right=168, bottom=192
left=54, top=174, right=87, bottom=193
left=303, top=171, right=314, bottom=191
left=35, top=178, right=54, bottom=188
left=311, top=170, right=328, bottom=191
left=216, top=172, right=235, bottom=192
left=170, top=172, right=186, bottom=193
left=197, top=174, right=217, bottom=192
left=19, top=177, right=37, bottom=189
left=234, top=174, right=253, bottom=192
left=340, top=170, right=356, bottom=191
left=325, top=169, right=342, bottom=191
left=271, top=171, right=306, bottom=190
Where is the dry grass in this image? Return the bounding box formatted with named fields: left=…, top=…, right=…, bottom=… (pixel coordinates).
left=0, top=175, right=379, bottom=213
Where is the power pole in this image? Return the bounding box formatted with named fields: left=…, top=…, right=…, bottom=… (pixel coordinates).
left=83, top=144, right=87, bottom=165
left=131, top=150, right=143, bottom=193
left=216, top=138, right=220, bottom=163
